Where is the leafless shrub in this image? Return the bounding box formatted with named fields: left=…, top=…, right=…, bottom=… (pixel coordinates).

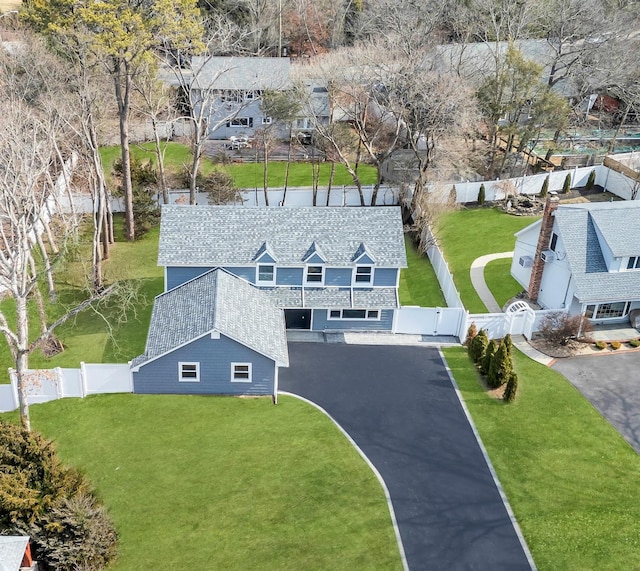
left=539, top=312, right=593, bottom=345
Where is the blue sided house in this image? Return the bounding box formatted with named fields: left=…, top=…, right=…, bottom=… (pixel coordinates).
left=131, top=268, right=289, bottom=398
left=158, top=205, right=408, bottom=332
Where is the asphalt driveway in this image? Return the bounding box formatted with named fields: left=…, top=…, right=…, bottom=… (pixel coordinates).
left=552, top=351, right=640, bottom=453
left=279, top=343, right=533, bottom=571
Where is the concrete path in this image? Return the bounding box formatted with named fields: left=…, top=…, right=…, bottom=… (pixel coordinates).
left=469, top=252, right=513, bottom=313
left=280, top=343, right=535, bottom=571
left=511, top=335, right=556, bottom=366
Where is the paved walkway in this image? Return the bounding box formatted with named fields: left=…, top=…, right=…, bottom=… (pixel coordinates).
left=469, top=252, right=514, bottom=313
left=280, top=343, right=535, bottom=571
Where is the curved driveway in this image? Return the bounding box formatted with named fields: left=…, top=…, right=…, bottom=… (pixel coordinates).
left=552, top=351, right=640, bottom=453
left=279, top=343, right=534, bottom=571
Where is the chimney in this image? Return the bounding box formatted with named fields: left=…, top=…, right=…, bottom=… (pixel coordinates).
left=528, top=193, right=560, bottom=302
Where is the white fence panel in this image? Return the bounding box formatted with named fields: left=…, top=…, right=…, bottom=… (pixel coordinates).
left=60, top=368, right=84, bottom=397
left=395, top=307, right=465, bottom=336
left=0, top=384, right=17, bottom=413
left=395, top=307, right=438, bottom=334
left=83, top=363, right=132, bottom=394
left=467, top=313, right=509, bottom=339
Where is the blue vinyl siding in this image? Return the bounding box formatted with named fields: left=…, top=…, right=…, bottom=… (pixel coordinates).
left=305, top=253, right=325, bottom=264
left=311, top=309, right=394, bottom=331
left=133, top=334, right=275, bottom=395
left=167, top=266, right=213, bottom=290
left=356, top=253, right=375, bottom=265
left=256, top=252, right=276, bottom=263
left=276, top=267, right=304, bottom=286
left=373, top=268, right=399, bottom=287
left=325, top=268, right=352, bottom=286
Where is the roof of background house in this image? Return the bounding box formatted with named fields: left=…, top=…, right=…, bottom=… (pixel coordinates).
left=132, top=268, right=288, bottom=368
left=432, top=39, right=579, bottom=98
left=554, top=201, right=640, bottom=302
left=158, top=206, right=408, bottom=268
left=0, top=536, right=29, bottom=571
left=190, top=56, right=290, bottom=91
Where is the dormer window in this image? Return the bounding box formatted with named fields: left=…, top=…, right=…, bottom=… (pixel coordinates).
left=305, top=265, right=324, bottom=284
left=257, top=264, right=275, bottom=284
left=353, top=266, right=373, bottom=285
left=627, top=256, right=640, bottom=270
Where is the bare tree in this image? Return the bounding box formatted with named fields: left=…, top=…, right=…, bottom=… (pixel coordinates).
left=133, top=61, right=179, bottom=205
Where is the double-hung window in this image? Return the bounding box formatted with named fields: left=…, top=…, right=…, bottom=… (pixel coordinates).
left=354, top=266, right=373, bottom=285
left=179, top=362, right=200, bottom=382
left=627, top=256, right=640, bottom=270
left=257, top=264, right=275, bottom=284
left=231, top=363, right=252, bottom=383
left=305, top=265, right=324, bottom=284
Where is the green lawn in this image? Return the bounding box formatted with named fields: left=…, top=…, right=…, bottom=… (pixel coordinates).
left=100, top=142, right=378, bottom=189
left=436, top=208, right=538, bottom=312
left=0, top=216, right=162, bottom=383
left=483, top=257, right=524, bottom=309
left=399, top=236, right=446, bottom=307
left=9, top=394, right=402, bottom=571
left=443, top=347, right=640, bottom=570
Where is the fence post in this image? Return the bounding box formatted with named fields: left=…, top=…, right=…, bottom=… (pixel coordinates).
left=55, top=368, right=63, bottom=399
left=80, top=362, right=87, bottom=398
left=9, top=368, right=19, bottom=411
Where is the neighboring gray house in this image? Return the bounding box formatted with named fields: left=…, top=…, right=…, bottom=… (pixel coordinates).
left=511, top=196, right=640, bottom=324
left=131, top=268, right=288, bottom=398
left=189, top=56, right=291, bottom=139
left=158, top=205, right=407, bottom=331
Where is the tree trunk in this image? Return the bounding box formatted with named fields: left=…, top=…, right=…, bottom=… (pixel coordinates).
left=371, top=166, right=382, bottom=206
left=263, top=140, right=269, bottom=206
left=326, top=161, right=335, bottom=206
left=152, top=116, right=169, bottom=204
left=189, top=119, right=204, bottom=205
left=15, top=296, right=30, bottom=431
left=114, top=61, right=135, bottom=241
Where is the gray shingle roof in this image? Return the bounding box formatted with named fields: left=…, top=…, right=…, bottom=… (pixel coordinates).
left=132, top=269, right=288, bottom=368
left=191, top=56, right=290, bottom=91
left=554, top=201, right=640, bottom=303
left=259, top=286, right=399, bottom=308
left=158, top=206, right=407, bottom=268
left=0, top=536, right=29, bottom=571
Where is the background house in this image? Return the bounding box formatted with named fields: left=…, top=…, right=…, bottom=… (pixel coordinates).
left=158, top=205, right=407, bottom=331
left=131, top=268, right=288, bottom=398
left=511, top=196, right=640, bottom=324
left=189, top=56, right=291, bottom=140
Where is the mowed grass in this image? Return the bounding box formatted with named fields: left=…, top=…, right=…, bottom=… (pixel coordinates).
left=0, top=216, right=162, bottom=382
left=399, top=236, right=446, bottom=307
left=16, top=394, right=402, bottom=571
left=436, top=208, right=538, bottom=312
left=100, top=142, right=378, bottom=189
left=443, top=347, right=640, bottom=570
left=483, top=257, right=524, bottom=309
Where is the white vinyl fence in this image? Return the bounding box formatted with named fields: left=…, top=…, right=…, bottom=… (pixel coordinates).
left=393, top=306, right=467, bottom=336
left=0, top=364, right=132, bottom=413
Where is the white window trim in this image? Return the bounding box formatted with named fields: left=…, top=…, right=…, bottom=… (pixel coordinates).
left=626, top=256, right=640, bottom=270
left=352, top=265, right=374, bottom=286
left=231, top=362, right=252, bottom=383
left=256, top=264, right=276, bottom=285
left=262, top=116, right=272, bottom=125
left=305, top=265, right=324, bottom=286
left=327, top=309, right=381, bottom=321
left=179, top=362, right=200, bottom=382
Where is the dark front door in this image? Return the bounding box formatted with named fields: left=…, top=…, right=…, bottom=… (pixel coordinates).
left=285, top=309, right=312, bottom=330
